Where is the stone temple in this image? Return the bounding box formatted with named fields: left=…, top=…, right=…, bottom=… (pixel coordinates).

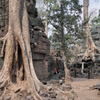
left=0, top=0, right=50, bottom=82
left=69, top=25, right=100, bottom=78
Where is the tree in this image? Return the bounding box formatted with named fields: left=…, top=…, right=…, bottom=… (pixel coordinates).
left=90, top=9, right=100, bottom=29
left=36, top=0, right=50, bottom=36
left=60, top=0, right=72, bottom=83
left=83, top=0, right=99, bottom=61
left=45, top=0, right=49, bottom=36
left=0, top=0, right=46, bottom=99
left=37, top=0, right=43, bottom=19
left=48, top=0, right=84, bottom=52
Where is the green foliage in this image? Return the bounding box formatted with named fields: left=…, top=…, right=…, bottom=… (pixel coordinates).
left=90, top=9, right=100, bottom=29
left=37, top=0, right=85, bottom=65
left=48, top=0, right=83, bottom=41
left=48, top=35, right=52, bottom=41
left=47, top=0, right=85, bottom=65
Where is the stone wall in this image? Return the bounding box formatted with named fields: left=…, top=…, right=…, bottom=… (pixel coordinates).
left=30, top=27, right=50, bottom=81
left=26, top=0, right=50, bottom=81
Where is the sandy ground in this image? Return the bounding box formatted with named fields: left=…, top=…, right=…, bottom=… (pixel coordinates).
left=71, top=78, right=100, bottom=100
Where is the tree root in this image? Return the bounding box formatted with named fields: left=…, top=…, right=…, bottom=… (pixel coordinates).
left=0, top=76, right=77, bottom=100
left=83, top=45, right=100, bottom=62
left=0, top=33, right=8, bottom=57
left=0, top=79, right=8, bottom=88
left=0, top=40, right=6, bottom=58
left=0, top=86, right=7, bottom=98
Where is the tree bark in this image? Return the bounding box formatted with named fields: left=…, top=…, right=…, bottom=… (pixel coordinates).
left=60, top=0, right=72, bottom=83
left=62, top=51, right=72, bottom=83
left=37, top=0, right=43, bottom=19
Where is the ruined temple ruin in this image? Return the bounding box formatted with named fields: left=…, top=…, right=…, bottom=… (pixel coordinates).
left=0, top=0, right=50, bottom=82
left=69, top=25, right=100, bottom=78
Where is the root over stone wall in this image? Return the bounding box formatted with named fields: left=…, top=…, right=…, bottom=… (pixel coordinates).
left=0, top=0, right=50, bottom=82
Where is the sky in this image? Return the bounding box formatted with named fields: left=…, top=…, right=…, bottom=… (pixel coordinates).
left=80, top=0, right=100, bottom=19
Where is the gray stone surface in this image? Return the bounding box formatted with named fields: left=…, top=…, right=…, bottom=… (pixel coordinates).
left=27, top=0, right=50, bottom=82
left=93, top=83, right=100, bottom=90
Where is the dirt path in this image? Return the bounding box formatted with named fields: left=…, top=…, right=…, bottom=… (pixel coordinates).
left=71, top=78, right=100, bottom=100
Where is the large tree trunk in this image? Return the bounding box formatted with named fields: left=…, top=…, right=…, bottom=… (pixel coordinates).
left=0, top=0, right=46, bottom=99
left=60, top=0, right=72, bottom=83
left=83, top=0, right=99, bottom=61
left=62, top=51, right=72, bottom=83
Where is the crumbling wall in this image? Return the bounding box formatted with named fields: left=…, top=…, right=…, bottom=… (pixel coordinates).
left=69, top=25, right=100, bottom=78
left=26, top=0, right=50, bottom=81
left=30, top=26, right=50, bottom=81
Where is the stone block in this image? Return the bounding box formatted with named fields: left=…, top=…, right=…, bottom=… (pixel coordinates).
left=45, top=55, right=49, bottom=61
left=0, top=22, right=4, bottom=27
left=93, top=83, right=100, bottom=90
left=38, top=41, right=43, bottom=45
left=46, top=46, right=50, bottom=56
left=39, top=49, right=46, bottom=54
left=42, top=37, right=47, bottom=43
left=60, top=83, right=72, bottom=91
left=37, top=37, right=43, bottom=44
left=42, top=45, right=46, bottom=50
left=33, top=61, right=44, bottom=81
left=33, top=31, right=39, bottom=35
left=32, top=53, right=45, bottom=60
left=33, top=48, right=39, bottom=53
left=29, top=18, right=45, bottom=29
left=30, top=38, right=35, bottom=44
left=34, top=35, right=39, bottom=41
left=38, top=44, right=43, bottom=50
